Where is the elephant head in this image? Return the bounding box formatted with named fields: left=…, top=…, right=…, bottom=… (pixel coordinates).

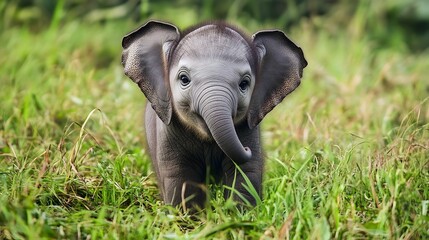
left=122, top=20, right=307, bottom=163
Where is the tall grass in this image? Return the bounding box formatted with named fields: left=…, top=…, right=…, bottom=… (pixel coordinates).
left=1, top=0, right=428, bottom=239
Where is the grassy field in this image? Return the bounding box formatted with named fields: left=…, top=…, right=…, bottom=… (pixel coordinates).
left=1, top=2, right=429, bottom=239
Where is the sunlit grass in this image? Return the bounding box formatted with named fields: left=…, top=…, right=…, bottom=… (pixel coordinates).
left=1, top=2, right=428, bottom=239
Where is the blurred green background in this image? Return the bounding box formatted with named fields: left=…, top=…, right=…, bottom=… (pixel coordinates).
left=2, top=0, right=429, bottom=50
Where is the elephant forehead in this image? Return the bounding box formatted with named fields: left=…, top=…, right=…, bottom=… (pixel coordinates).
left=174, top=25, right=253, bottom=64
left=178, top=58, right=251, bottom=79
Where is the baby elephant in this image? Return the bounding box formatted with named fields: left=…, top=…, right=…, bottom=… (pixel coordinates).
left=121, top=20, right=307, bottom=209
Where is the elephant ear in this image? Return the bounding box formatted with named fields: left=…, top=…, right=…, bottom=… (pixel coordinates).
left=247, top=30, right=307, bottom=129
left=121, top=20, right=180, bottom=125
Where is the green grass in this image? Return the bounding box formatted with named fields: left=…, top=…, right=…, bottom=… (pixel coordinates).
left=1, top=3, right=429, bottom=239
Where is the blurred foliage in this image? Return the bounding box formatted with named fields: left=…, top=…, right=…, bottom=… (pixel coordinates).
left=0, top=0, right=428, bottom=51
left=1, top=0, right=336, bottom=25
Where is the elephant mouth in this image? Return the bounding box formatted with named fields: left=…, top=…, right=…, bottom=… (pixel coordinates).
left=175, top=103, right=213, bottom=140
left=192, top=114, right=213, bottom=140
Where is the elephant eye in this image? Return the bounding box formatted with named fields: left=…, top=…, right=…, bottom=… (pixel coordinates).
left=239, top=78, right=250, bottom=93
left=179, top=73, right=191, bottom=87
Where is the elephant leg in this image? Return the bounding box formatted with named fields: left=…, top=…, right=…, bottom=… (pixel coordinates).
left=157, top=160, right=207, bottom=210
left=221, top=158, right=263, bottom=206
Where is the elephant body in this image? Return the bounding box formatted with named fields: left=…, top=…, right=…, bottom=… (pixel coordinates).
left=121, top=20, right=307, bottom=209
left=145, top=105, right=263, bottom=207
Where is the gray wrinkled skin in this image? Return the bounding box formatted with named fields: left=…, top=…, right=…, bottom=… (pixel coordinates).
left=121, top=20, right=307, bottom=209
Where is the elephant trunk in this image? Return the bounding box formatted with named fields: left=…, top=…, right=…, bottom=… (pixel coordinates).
left=194, top=84, right=252, bottom=163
